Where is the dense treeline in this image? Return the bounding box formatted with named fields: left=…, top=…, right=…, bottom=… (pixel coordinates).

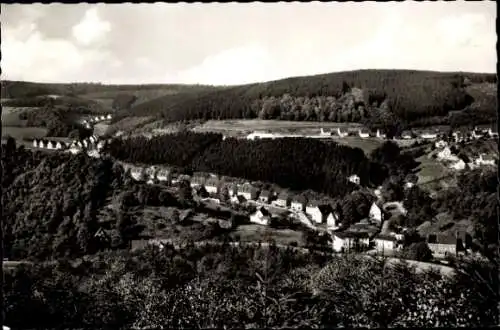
left=1, top=95, right=101, bottom=109
left=131, top=70, right=496, bottom=128
left=3, top=245, right=498, bottom=329
left=105, top=133, right=407, bottom=196
left=1, top=80, right=219, bottom=99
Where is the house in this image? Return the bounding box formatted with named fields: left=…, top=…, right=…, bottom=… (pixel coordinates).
left=106, top=114, right=112, bottom=120
left=435, top=140, right=448, bottom=149
left=374, top=234, right=400, bottom=254
left=190, top=175, right=206, bottom=188
left=369, top=202, right=383, bottom=224
left=97, top=141, right=105, bottom=150
left=68, top=146, right=80, bottom=154
left=305, top=201, right=323, bottom=224
left=273, top=191, right=291, bottom=208
left=487, top=127, right=498, bottom=138
left=320, top=128, right=332, bottom=136
left=204, top=177, right=219, bottom=194
left=55, top=142, right=63, bottom=149
left=258, top=190, right=272, bottom=203
left=144, top=166, right=158, bottom=180
left=100, top=115, right=106, bottom=121
left=94, top=116, right=100, bottom=122
left=452, top=131, right=464, bottom=142
left=331, top=231, right=370, bottom=253
left=250, top=207, right=272, bottom=226
left=82, top=140, right=88, bottom=148
left=475, top=154, right=496, bottom=166
left=228, top=183, right=238, bottom=197
left=358, top=129, right=370, bottom=138
left=337, top=128, right=349, bottom=138
left=427, top=233, right=458, bottom=258
left=290, top=195, right=307, bottom=212
left=231, top=194, right=247, bottom=204
left=157, top=169, right=171, bottom=182
left=471, top=127, right=484, bottom=139
left=89, top=135, right=98, bottom=143
left=376, top=129, right=386, bottom=139
left=46, top=141, right=55, bottom=149
left=401, top=131, right=413, bottom=139
left=326, top=211, right=341, bottom=230
left=32, top=139, right=39, bottom=148
left=130, top=167, right=145, bottom=181
left=449, top=159, right=466, bottom=171
left=420, top=130, right=438, bottom=140
left=237, top=182, right=258, bottom=200
left=437, top=147, right=458, bottom=161
left=348, top=174, right=360, bottom=185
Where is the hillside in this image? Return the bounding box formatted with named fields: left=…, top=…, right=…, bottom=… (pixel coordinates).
left=130, top=70, right=496, bottom=130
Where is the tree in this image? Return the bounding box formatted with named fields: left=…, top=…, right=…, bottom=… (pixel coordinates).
left=403, top=242, right=433, bottom=261
left=178, top=180, right=194, bottom=206
left=219, top=186, right=230, bottom=203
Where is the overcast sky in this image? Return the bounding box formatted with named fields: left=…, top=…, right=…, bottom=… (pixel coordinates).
left=1, top=1, right=496, bottom=86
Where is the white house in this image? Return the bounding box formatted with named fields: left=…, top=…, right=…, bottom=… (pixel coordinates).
left=205, top=177, right=220, bottom=194
left=231, top=194, right=247, bottom=205
left=106, top=114, right=112, bottom=120
left=471, top=128, right=483, bottom=139
left=376, top=129, right=386, bottom=139
left=94, top=116, right=100, bottom=122
left=401, top=131, right=413, bottom=139
left=369, top=202, right=383, bottom=224
left=435, top=140, right=448, bottom=149
left=87, top=150, right=100, bottom=158
left=290, top=196, right=307, bottom=212
left=305, top=201, right=323, bottom=224
left=348, top=174, right=360, bottom=185
left=55, top=142, right=63, bottom=149
left=100, top=115, right=106, bottom=121
left=450, top=159, right=466, bottom=171
left=358, top=129, right=370, bottom=138
left=404, top=181, right=414, bottom=189
left=326, top=211, right=341, bottom=231
left=97, top=141, right=105, bottom=150
left=487, top=128, right=498, bottom=138
left=131, top=168, right=145, bottom=181
left=157, top=169, right=171, bottom=182
left=250, top=207, right=271, bottom=226
left=437, top=147, right=457, bottom=161
left=76, top=141, right=83, bottom=148
left=320, top=128, right=332, bottom=136
left=190, top=176, right=205, bottom=188
left=374, top=234, right=400, bottom=254
left=420, top=131, right=438, bottom=140
left=82, top=140, right=88, bottom=148
left=46, top=141, right=55, bottom=149
left=89, top=135, right=98, bottom=143
left=475, top=154, right=496, bottom=166
left=68, top=146, right=80, bottom=154
left=331, top=231, right=370, bottom=253
left=427, top=233, right=458, bottom=258
left=337, top=128, right=349, bottom=138
left=238, top=183, right=257, bottom=200
left=272, top=191, right=290, bottom=208
left=452, top=131, right=464, bottom=142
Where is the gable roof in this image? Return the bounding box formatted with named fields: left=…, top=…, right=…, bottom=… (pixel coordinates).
left=205, top=177, right=219, bottom=186
left=260, top=190, right=271, bottom=198
left=257, top=207, right=271, bottom=217
left=277, top=191, right=290, bottom=200
left=334, top=231, right=370, bottom=239
left=428, top=233, right=456, bottom=245
left=292, top=195, right=307, bottom=204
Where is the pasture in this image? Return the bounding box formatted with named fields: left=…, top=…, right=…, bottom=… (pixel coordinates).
left=1, top=126, right=48, bottom=140
left=230, top=224, right=305, bottom=246
left=1, top=106, right=38, bottom=126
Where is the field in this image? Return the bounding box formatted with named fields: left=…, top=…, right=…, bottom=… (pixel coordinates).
left=1, top=106, right=38, bottom=126
left=230, top=224, right=305, bottom=246
left=106, top=116, right=156, bottom=135
left=1, top=126, right=48, bottom=140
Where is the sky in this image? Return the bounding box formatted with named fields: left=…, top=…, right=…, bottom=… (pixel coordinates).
left=1, top=1, right=497, bottom=86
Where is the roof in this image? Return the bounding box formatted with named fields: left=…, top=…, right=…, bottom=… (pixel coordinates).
left=277, top=191, right=289, bottom=200
left=318, top=204, right=333, bottom=215
left=334, top=231, right=370, bottom=239
left=306, top=200, right=320, bottom=207
left=401, top=130, right=412, bottom=135
left=292, top=195, right=307, bottom=204
left=205, top=177, right=219, bottom=186
left=233, top=195, right=247, bottom=202
left=375, top=234, right=398, bottom=242
left=428, top=233, right=457, bottom=245
left=257, top=207, right=271, bottom=217
left=260, top=190, right=271, bottom=197
left=191, top=176, right=206, bottom=184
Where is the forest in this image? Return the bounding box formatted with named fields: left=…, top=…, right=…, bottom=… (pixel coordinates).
left=130, top=70, right=497, bottom=129
left=3, top=244, right=498, bottom=329
left=104, top=132, right=411, bottom=196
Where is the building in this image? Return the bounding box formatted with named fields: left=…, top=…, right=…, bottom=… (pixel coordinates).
left=326, top=211, right=341, bottom=231
left=100, top=115, right=106, bottom=121
left=46, top=141, right=55, bottom=149
left=348, top=174, right=360, bottom=185
left=376, top=129, right=386, bottom=139
left=374, top=234, right=400, bottom=254
left=190, top=175, right=206, bottom=188
left=305, top=201, right=323, bottom=224
left=435, top=140, right=448, bottom=149
left=157, top=169, right=171, bottom=182
left=320, top=128, right=332, bottom=136
left=231, top=194, right=247, bottom=205
left=331, top=231, right=370, bottom=253
left=337, top=128, right=348, bottom=138
left=97, top=141, right=105, bottom=150
left=475, top=154, right=496, bottom=166
left=106, top=114, right=112, bottom=120
left=427, top=233, right=458, bottom=258
left=55, top=141, right=65, bottom=150
left=449, top=159, right=466, bottom=171
left=237, top=182, right=257, bottom=201
left=32, top=139, right=39, bottom=148
left=130, top=167, right=145, bottom=181
left=273, top=191, right=291, bottom=208
left=290, top=195, right=307, bottom=212
left=250, top=207, right=271, bottom=226
left=369, top=202, right=383, bottom=224
left=358, top=129, right=370, bottom=138
left=258, top=190, right=272, bottom=204
left=420, top=131, right=438, bottom=140
left=205, top=177, right=220, bottom=194
left=487, top=127, right=498, bottom=138
left=228, top=183, right=238, bottom=197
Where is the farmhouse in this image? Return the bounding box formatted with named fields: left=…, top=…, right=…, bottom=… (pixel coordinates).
left=250, top=207, right=272, bottom=226
left=449, top=159, right=466, bottom=171
left=434, top=140, right=448, bottom=149
left=46, top=141, right=55, bottom=149
left=273, top=191, right=291, bottom=208
left=436, top=147, right=458, bottom=162
left=227, top=183, right=238, bottom=197
left=97, top=141, right=105, bottom=150
left=258, top=190, right=272, bottom=203
left=204, top=177, right=220, bottom=194
left=320, top=128, right=332, bottom=136
left=106, top=114, right=112, bottom=120
left=374, top=234, right=400, bottom=254
left=487, top=127, right=498, bottom=138
left=290, top=195, right=307, bottom=212
left=474, top=154, right=496, bottom=166
left=157, top=169, right=171, bottom=182
left=55, top=141, right=65, bottom=150
left=32, top=139, right=39, bottom=148
left=348, top=174, right=360, bottom=185
left=331, top=231, right=370, bottom=253
left=427, top=233, right=458, bottom=258
left=369, top=202, right=383, bottom=224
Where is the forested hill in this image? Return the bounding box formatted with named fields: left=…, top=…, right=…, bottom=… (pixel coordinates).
left=130, top=70, right=496, bottom=129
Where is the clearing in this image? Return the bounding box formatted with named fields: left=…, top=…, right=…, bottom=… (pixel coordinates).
left=230, top=224, right=305, bottom=246
left=1, top=126, right=48, bottom=140
left=1, top=106, right=39, bottom=126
